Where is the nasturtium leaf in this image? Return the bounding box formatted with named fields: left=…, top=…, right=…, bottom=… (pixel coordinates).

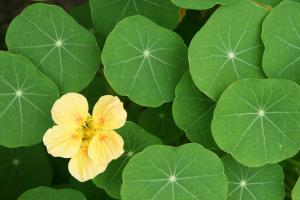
left=90, top=0, right=180, bottom=37
left=0, top=52, right=58, bottom=147
left=222, top=155, right=285, bottom=200
left=0, top=144, right=52, bottom=200
left=5, top=3, right=101, bottom=92
left=171, top=0, right=239, bottom=10
left=292, top=177, right=300, bottom=200
left=69, top=179, right=114, bottom=200
left=18, top=186, right=86, bottom=200
left=93, top=121, right=162, bottom=199
left=189, top=0, right=267, bottom=101
left=139, top=103, right=183, bottom=144
left=173, top=72, right=216, bottom=149
left=102, top=15, right=188, bottom=107
left=262, top=0, right=300, bottom=86
left=255, top=0, right=282, bottom=6
left=121, top=143, right=228, bottom=200
left=212, top=79, right=300, bottom=167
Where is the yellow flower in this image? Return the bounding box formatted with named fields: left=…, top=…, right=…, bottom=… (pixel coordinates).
left=43, top=93, right=127, bottom=182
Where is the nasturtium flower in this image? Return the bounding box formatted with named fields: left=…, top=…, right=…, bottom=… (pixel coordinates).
left=43, top=93, right=127, bottom=182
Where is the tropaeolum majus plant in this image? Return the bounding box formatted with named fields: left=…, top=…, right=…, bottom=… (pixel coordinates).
left=43, top=93, right=126, bottom=182
left=2, top=0, right=300, bottom=199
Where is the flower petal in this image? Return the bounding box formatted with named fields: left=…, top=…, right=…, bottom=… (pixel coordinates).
left=92, top=95, right=127, bottom=129
left=43, top=125, right=82, bottom=158
left=88, top=130, right=124, bottom=164
left=51, top=93, right=89, bottom=127
left=68, top=144, right=107, bottom=182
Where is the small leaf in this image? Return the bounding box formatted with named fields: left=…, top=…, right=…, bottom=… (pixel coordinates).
left=222, top=155, right=285, bottom=200
left=121, top=143, right=228, bottom=200
left=90, top=0, right=180, bottom=36
left=69, top=179, right=114, bottom=200
left=0, top=144, right=52, bottom=200
left=102, top=15, right=187, bottom=107
left=18, top=186, right=86, bottom=200
left=262, top=0, right=300, bottom=85
left=93, top=121, right=162, bottom=199
left=212, top=79, right=300, bottom=167
left=172, top=72, right=217, bottom=149
left=139, top=103, right=183, bottom=144
left=292, top=177, right=300, bottom=200
left=0, top=52, right=58, bottom=147
left=171, top=0, right=239, bottom=10
left=189, top=0, right=267, bottom=101
left=6, top=3, right=101, bottom=93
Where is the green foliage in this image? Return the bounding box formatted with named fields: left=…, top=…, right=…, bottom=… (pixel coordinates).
left=121, top=143, right=228, bottom=200
left=5, top=3, right=101, bottom=93
left=2, top=0, right=300, bottom=199
left=89, top=0, right=180, bottom=37
left=18, top=186, right=86, bottom=200
left=0, top=144, right=52, bottom=200
left=93, top=121, right=162, bottom=199
left=172, top=72, right=216, bottom=149
left=189, top=0, right=267, bottom=101
left=222, top=155, right=285, bottom=200
left=171, top=0, right=239, bottom=10
left=262, top=0, right=300, bottom=85
left=102, top=15, right=187, bottom=107
left=0, top=52, right=58, bottom=147
left=212, top=79, right=300, bottom=167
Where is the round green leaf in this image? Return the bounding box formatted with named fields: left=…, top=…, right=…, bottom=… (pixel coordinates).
left=292, top=177, right=300, bottom=200
left=173, top=72, right=216, bottom=149
left=222, top=155, right=285, bottom=200
left=121, top=143, right=228, bottom=200
left=102, top=15, right=187, bottom=107
left=171, top=0, right=239, bottom=10
left=93, top=121, right=162, bottom=199
left=189, top=0, right=267, bottom=101
left=0, top=144, right=52, bottom=200
left=255, top=0, right=282, bottom=6
left=212, top=79, right=300, bottom=167
left=18, top=186, right=86, bottom=200
left=262, top=0, right=300, bottom=85
left=69, top=179, right=114, bottom=200
left=0, top=52, right=58, bottom=147
left=90, top=0, right=180, bottom=37
left=6, top=3, right=101, bottom=92
left=139, top=103, right=183, bottom=144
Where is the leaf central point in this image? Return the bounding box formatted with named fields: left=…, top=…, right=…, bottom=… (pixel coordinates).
left=240, top=180, right=247, bottom=187
left=16, top=90, right=22, bottom=97
left=258, top=109, right=265, bottom=116
left=169, top=175, right=176, bottom=182
left=227, top=52, right=235, bottom=59
left=55, top=40, right=63, bottom=47
left=143, top=50, right=150, bottom=57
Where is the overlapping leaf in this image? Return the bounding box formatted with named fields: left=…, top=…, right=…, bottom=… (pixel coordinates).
left=223, top=155, right=285, bottom=200
left=18, top=186, right=86, bottom=200
left=172, top=72, right=216, bottom=149
left=139, top=103, right=183, bottom=144
left=171, top=0, right=239, bottom=10
left=292, top=177, right=300, bottom=200
left=212, top=79, right=300, bottom=167
left=93, top=122, right=162, bottom=199
left=90, top=0, right=180, bottom=36
left=6, top=3, right=100, bottom=92
left=0, top=52, right=58, bottom=147
left=262, top=0, right=300, bottom=85
left=121, top=143, right=228, bottom=200
left=102, top=15, right=187, bottom=107
left=189, top=0, right=267, bottom=101
left=0, top=144, right=52, bottom=200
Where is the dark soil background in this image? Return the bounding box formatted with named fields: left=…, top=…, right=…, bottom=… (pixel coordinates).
left=0, top=0, right=86, bottom=50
